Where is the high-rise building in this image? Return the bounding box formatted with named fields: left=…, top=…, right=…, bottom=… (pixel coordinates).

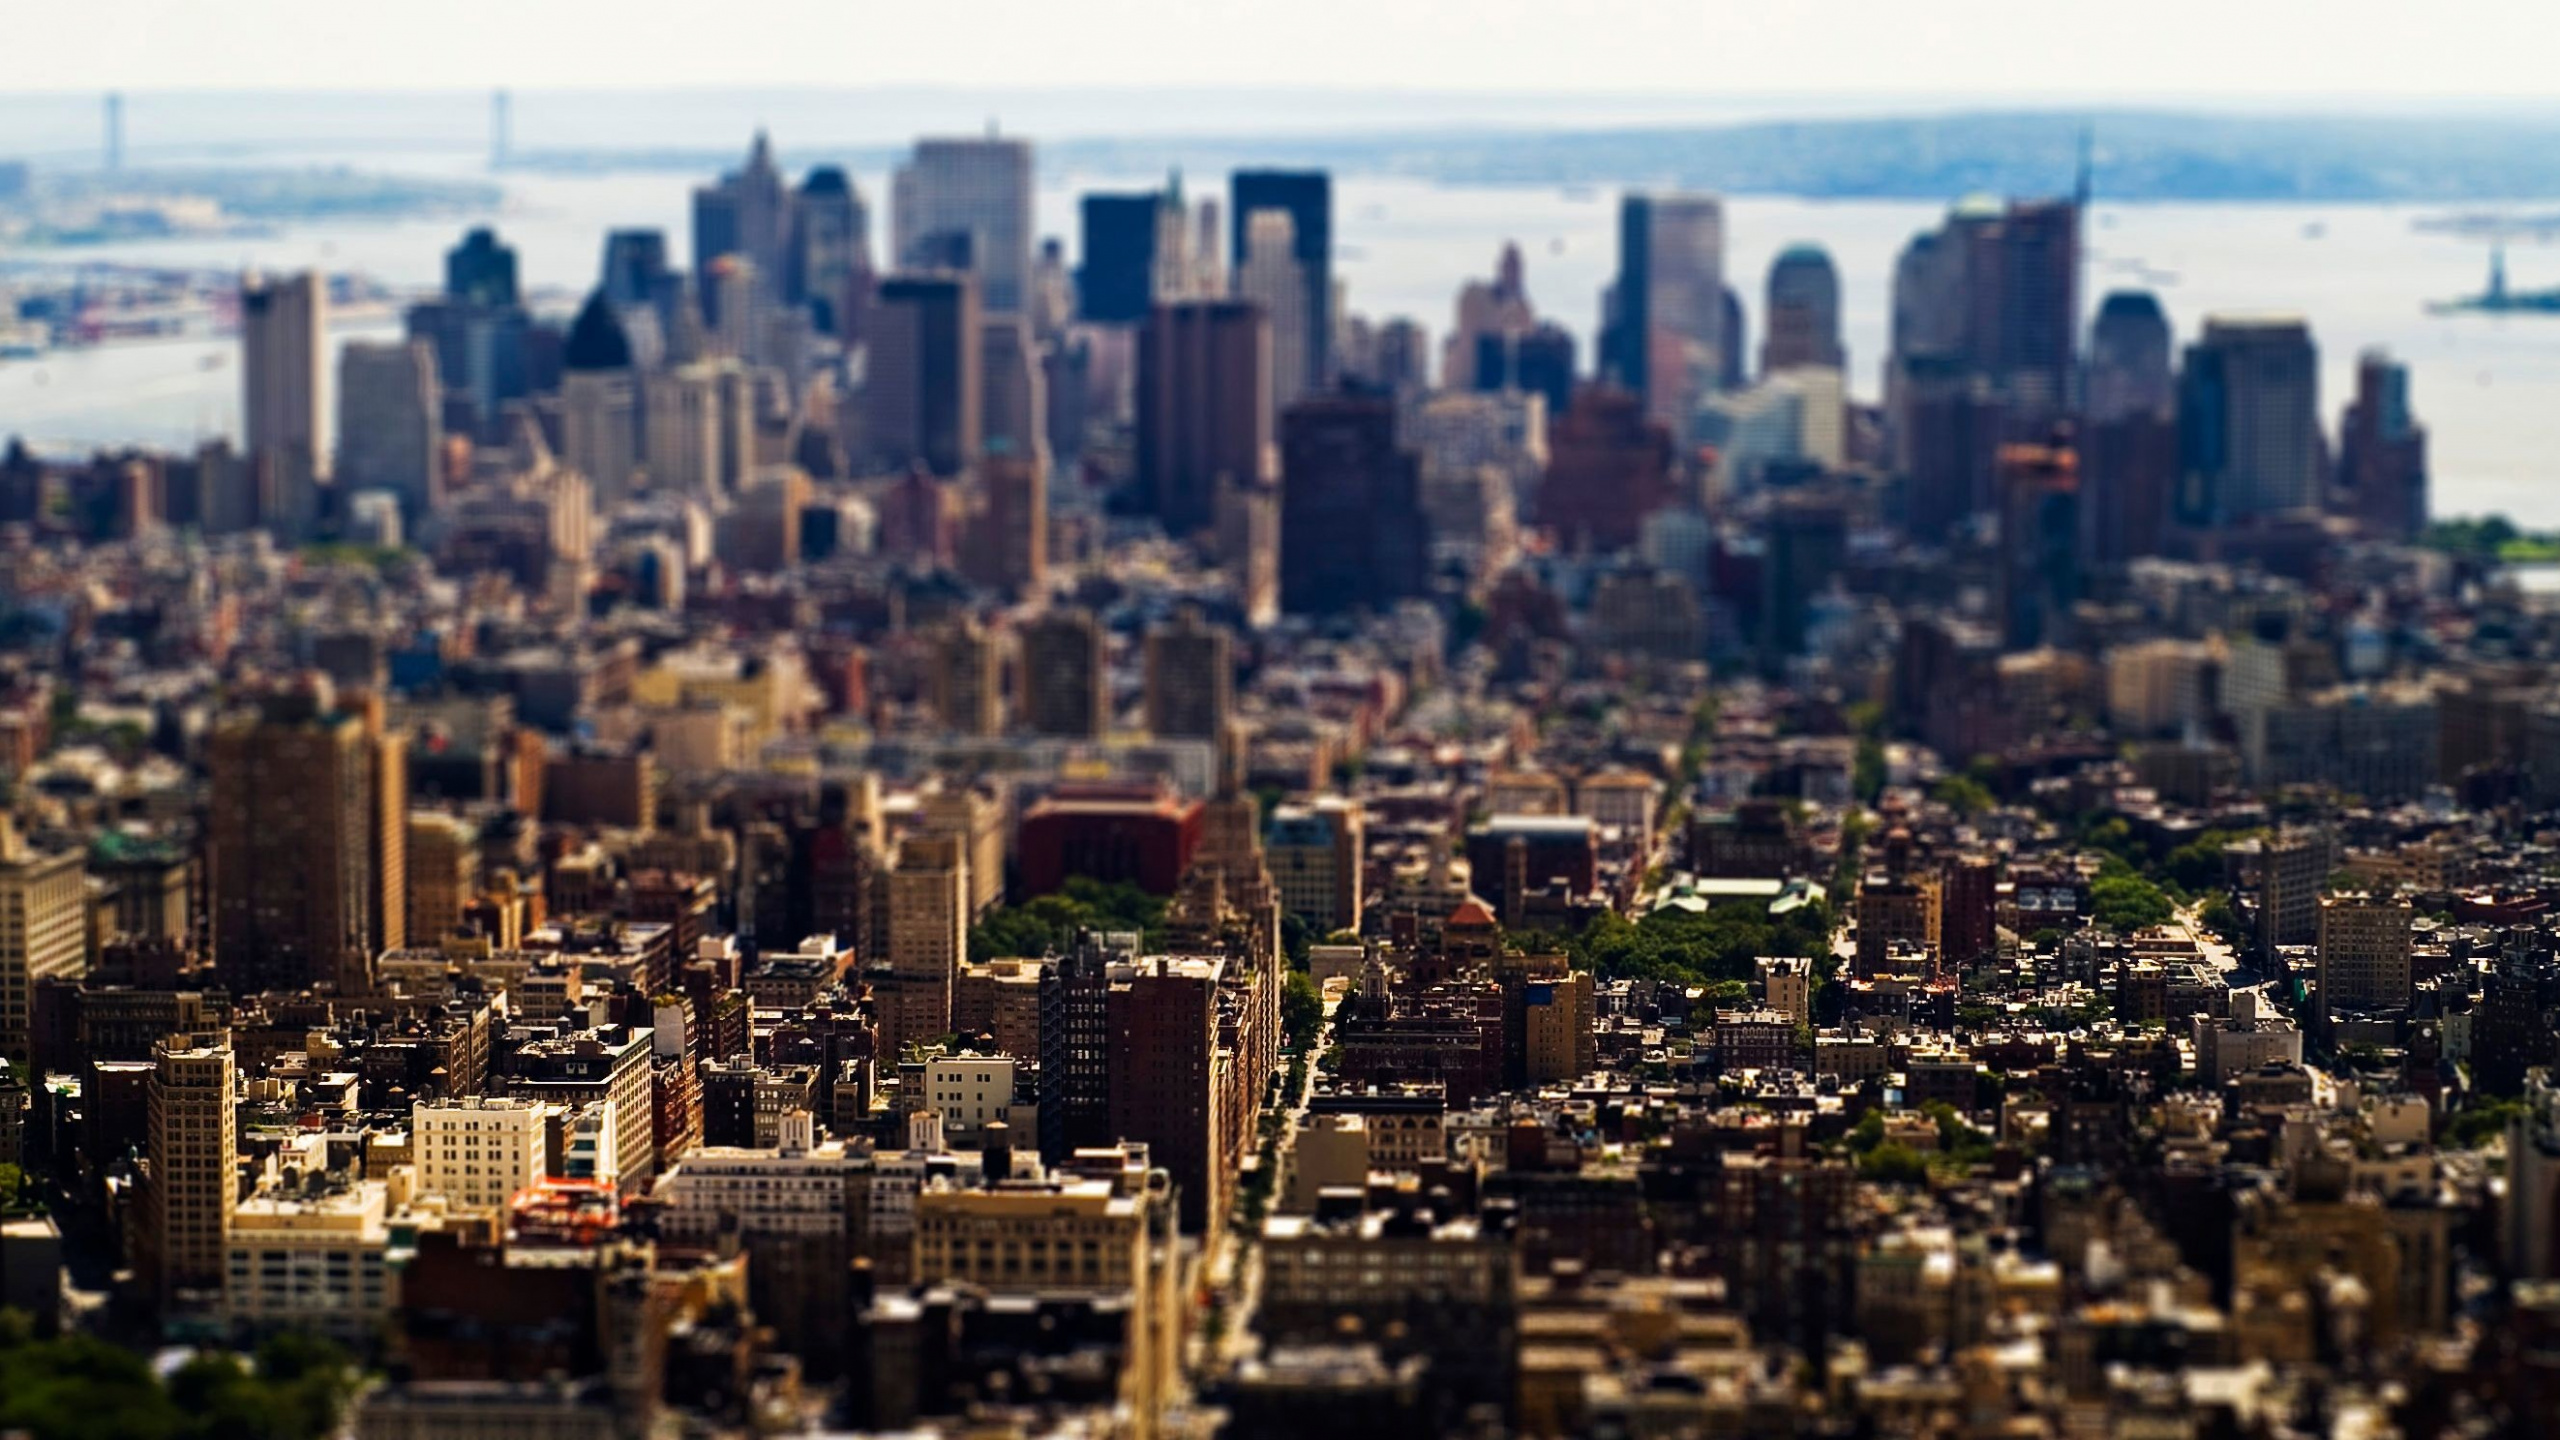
left=2086, top=290, right=2174, bottom=423
left=147, top=1032, right=236, bottom=1307
left=1886, top=195, right=2081, bottom=436
left=413, top=1097, right=549, bottom=1217
left=1137, top=299, right=1272, bottom=539
left=882, top=833, right=969, bottom=1057
left=407, top=228, right=534, bottom=442
left=1997, top=439, right=2080, bottom=650
left=2178, top=314, right=2321, bottom=525
left=693, top=131, right=794, bottom=316
left=1234, top=209, right=1310, bottom=419
left=1143, top=607, right=1232, bottom=742
left=601, top=228, right=674, bottom=311
left=1443, top=243, right=1535, bottom=392
left=405, top=810, right=477, bottom=945
left=979, top=314, right=1046, bottom=462
left=1760, top=243, right=1845, bottom=375
left=965, top=451, right=1047, bottom=600
left=1267, top=800, right=1363, bottom=932
left=1039, top=929, right=1134, bottom=1159
left=0, top=818, right=83, bottom=1068
left=1107, top=955, right=1227, bottom=1232
left=1229, top=169, right=1331, bottom=391
left=1604, top=193, right=1726, bottom=431
left=240, top=270, right=326, bottom=515
left=2317, top=891, right=2414, bottom=1020
left=1277, top=393, right=1428, bottom=616
left=1762, top=495, right=1849, bottom=664
left=1019, top=608, right=1109, bottom=740
left=1079, top=187, right=1180, bottom=324
left=930, top=617, right=1005, bottom=737
left=2339, top=348, right=2428, bottom=541
left=894, top=135, right=1036, bottom=315
left=560, top=291, right=640, bottom=506
left=788, top=165, right=868, bottom=335
left=335, top=339, right=443, bottom=523
left=868, top=272, right=983, bottom=477
left=1541, top=385, right=1679, bottom=555
left=209, top=681, right=391, bottom=994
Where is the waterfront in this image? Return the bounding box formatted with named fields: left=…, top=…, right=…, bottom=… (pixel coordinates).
left=4, top=155, right=2558, bottom=522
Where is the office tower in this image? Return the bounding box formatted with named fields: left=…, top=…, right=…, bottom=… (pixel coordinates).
left=893, top=135, right=1035, bottom=315
left=882, top=833, right=969, bottom=1058
left=1235, top=208, right=1310, bottom=418
left=0, top=819, right=81, bottom=1068
left=1145, top=606, right=1232, bottom=742
left=1604, top=193, right=1726, bottom=431
left=1541, top=385, right=1679, bottom=554
left=2087, top=290, right=2174, bottom=423
left=1019, top=608, right=1109, bottom=740
left=1475, top=322, right=1576, bottom=420
left=693, top=131, right=793, bottom=317
left=2339, top=348, right=2428, bottom=541
left=1444, top=242, right=1534, bottom=391
left=789, top=165, right=868, bottom=334
left=413, top=1098, right=547, bottom=1217
left=601, top=229, right=673, bottom=309
left=2317, top=891, right=2414, bottom=1020
left=1721, top=284, right=1748, bottom=391
left=980, top=314, right=1046, bottom=461
left=965, top=451, right=1046, bottom=600
left=931, top=617, right=1005, bottom=737
left=560, top=291, right=640, bottom=506
left=445, top=226, right=519, bottom=308
left=1039, top=931, right=1129, bottom=1159
left=720, top=466, right=810, bottom=573
left=644, top=363, right=736, bottom=497
left=1079, top=188, right=1178, bottom=324
left=1997, top=439, right=2080, bottom=649
left=1762, top=495, right=1848, bottom=663
left=147, top=1033, right=236, bottom=1306
left=1892, top=354, right=2006, bottom=543
left=208, top=682, right=385, bottom=994
left=1267, top=800, right=1363, bottom=931
left=1887, top=196, right=2081, bottom=430
left=868, top=273, right=983, bottom=476
left=240, top=270, right=326, bottom=507
left=2178, top=315, right=2320, bottom=525
left=1372, top=317, right=1430, bottom=394
left=1137, top=299, right=1272, bottom=539
left=2081, top=402, right=2177, bottom=568
left=1761, top=243, right=1845, bottom=375
left=1277, top=393, right=1428, bottom=616
left=1107, top=955, right=1227, bottom=1232
left=1229, top=169, right=1331, bottom=390
left=707, top=255, right=759, bottom=359
left=405, top=810, right=476, bottom=945
left=335, top=339, right=443, bottom=522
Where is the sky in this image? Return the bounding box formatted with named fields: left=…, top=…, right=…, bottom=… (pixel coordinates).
left=15, top=0, right=2560, bottom=105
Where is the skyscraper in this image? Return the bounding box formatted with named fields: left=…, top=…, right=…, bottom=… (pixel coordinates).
left=2086, top=290, right=2175, bottom=423
left=1145, top=606, right=1233, bottom=742
left=1886, top=195, right=2081, bottom=429
left=444, top=226, right=520, bottom=309
left=240, top=270, right=326, bottom=505
left=0, top=818, right=83, bottom=1068
left=966, top=451, right=1047, bottom=600
left=1761, top=244, right=1845, bottom=375
left=2339, top=348, right=2428, bottom=541
left=980, top=314, right=1047, bottom=463
left=1541, top=385, right=1679, bottom=555
left=1277, top=393, right=1429, bottom=616
left=894, top=135, right=1036, bottom=316
left=1137, top=299, right=1272, bottom=539
left=209, top=680, right=394, bottom=995
left=1079, top=188, right=1179, bottom=324
left=1443, top=242, right=1534, bottom=392
left=1604, top=193, right=1726, bottom=432
left=868, top=272, right=984, bottom=477
left=1997, top=438, right=2081, bottom=649
left=1019, top=608, right=1109, bottom=740
left=693, top=131, right=794, bottom=317
left=1234, top=208, right=1310, bottom=419
left=2178, top=315, right=2321, bottom=525
left=335, top=339, right=443, bottom=522
left=788, top=165, right=869, bottom=334
left=560, top=290, right=640, bottom=506
left=881, top=833, right=969, bottom=1057
left=147, top=1032, right=236, bottom=1306
left=407, top=228, right=533, bottom=441
left=1229, top=169, right=1331, bottom=390
left=931, top=617, right=1005, bottom=737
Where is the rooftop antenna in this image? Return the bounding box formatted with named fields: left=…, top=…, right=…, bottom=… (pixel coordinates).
left=104, top=91, right=123, bottom=173
left=491, top=89, right=512, bottom=171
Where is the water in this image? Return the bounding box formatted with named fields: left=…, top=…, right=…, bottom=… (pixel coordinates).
left=4, top=142, right=2557, bottom=522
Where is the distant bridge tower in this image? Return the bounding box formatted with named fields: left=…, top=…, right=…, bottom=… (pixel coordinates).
left=104, top=91, right=123, bottom=173
left=491, top=89, right=511, bottom=170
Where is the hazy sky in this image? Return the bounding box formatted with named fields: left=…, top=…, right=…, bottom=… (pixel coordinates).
left=17, top=0, right=2560, bottom=102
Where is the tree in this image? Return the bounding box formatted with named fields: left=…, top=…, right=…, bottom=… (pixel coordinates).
left=1932, top=775, right=1996, bottom=816
left=2091, top=872, right=2174, bottom=932
left=1853, top=739, right=1887, bottom=804
left=1282, top=971, right=1324, bottom=1052
left=1858, top=1143, right=1930, bottom=1185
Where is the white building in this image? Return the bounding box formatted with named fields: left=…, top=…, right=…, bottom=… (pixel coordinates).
left=224, top=1180, right=394, bottom=1344
left=412, top=1097, right=553, bottom=1217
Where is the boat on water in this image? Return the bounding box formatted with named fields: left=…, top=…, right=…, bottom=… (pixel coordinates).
left=2431, top=245, right=2560, bottom=315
